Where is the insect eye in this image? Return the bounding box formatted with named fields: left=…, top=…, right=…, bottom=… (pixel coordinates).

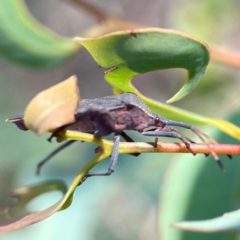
left=155, top=117, right=160, bottom=124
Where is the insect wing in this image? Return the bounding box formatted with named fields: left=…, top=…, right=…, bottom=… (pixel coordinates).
left=6, top=112, right=28, bottom=131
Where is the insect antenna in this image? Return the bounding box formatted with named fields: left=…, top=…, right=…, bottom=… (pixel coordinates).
left=120, top=132, right=140, bottom=157
left=144, top=127, right=197, bottom=155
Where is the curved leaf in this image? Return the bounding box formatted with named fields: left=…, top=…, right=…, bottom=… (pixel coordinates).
left=0, top=146, right=108, bottom=232
left=159, top=111, right=240, bottom=239
left=24, top=76, right=80, bottom=135
left=0, top=0, right=79, bottom=68
left=74, top=28, right=210, bottom=103
left=0, top=180, right=68, bottom=232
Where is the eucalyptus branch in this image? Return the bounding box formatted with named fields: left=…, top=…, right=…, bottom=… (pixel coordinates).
left=65, top=0, right=143, bottom=28
left=64, top=0, right=115, bottom=22
left=57, top=130, right=240, bottom=156
left=210, top=46, right=240, bottom=69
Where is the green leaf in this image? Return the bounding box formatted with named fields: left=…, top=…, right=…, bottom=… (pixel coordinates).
left=158, top=110, right=240, bottom=239
left=0, top=0, right=79, bottom=68
left=74, top=28, right=210, bottom=103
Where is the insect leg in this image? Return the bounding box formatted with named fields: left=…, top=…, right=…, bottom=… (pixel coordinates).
left=142, top=128, right=196, bottom=155
left=92, top=109, right=115, bottom=137
left=36, top=140, right=76, bottom=175
left=121, top=131, right=135, bottom=142
left=160, top=119, right=225, bottom=171
left=85, top=133, right=121, bottom=178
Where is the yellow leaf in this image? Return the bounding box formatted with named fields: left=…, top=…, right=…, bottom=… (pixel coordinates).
left=24, top=76, right=80, bottom=135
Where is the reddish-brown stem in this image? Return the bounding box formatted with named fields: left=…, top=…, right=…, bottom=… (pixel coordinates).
left=65, top=0, right=143, bottom=26
left=156, top=143, right=240, bottom=155
left=64, top=0, right=110, bottom=22
left=210, top=46, right=240, bottom=69
left=120, top=142, right=240, bottom=156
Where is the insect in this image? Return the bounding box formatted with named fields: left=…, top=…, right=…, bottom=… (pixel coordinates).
left=7, top=92, right=225, bottom=180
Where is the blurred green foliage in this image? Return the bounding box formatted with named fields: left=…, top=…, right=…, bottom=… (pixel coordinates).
left=160, top=111, right=240, bottom=239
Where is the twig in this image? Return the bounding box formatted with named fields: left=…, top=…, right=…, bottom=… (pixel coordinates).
left=64, top=0, right=110, bottom=22
left=57, top=129, right=240, bottom=156
left=210, top=46, right=240, bottom=69
left=119, top=142, right=240, bottom=156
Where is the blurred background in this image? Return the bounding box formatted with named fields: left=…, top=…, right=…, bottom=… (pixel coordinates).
left=0, top=0, right=240, bottom=239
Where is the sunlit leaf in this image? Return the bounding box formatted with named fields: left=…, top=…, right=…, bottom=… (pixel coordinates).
left=24, top=76, right=80, bottom=135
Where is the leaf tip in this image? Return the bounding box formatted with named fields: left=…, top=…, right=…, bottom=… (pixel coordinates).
left=166, top=82, right=194, bottom=103
left=166, top=97, right=177, bottom=104
left=72, top=37, right=83, bottom=43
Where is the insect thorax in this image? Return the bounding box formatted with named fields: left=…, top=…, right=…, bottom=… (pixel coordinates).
left=110, top=105, right=157, bottom=132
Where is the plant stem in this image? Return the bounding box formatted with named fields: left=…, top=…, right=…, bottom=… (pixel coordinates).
left=120, top=142, right=240, bottom=155
left=210, top=46, right=240, bottom=69
left=65, top=0, right=110, bottom=22
left=57, top=130, right=240, bottom=156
